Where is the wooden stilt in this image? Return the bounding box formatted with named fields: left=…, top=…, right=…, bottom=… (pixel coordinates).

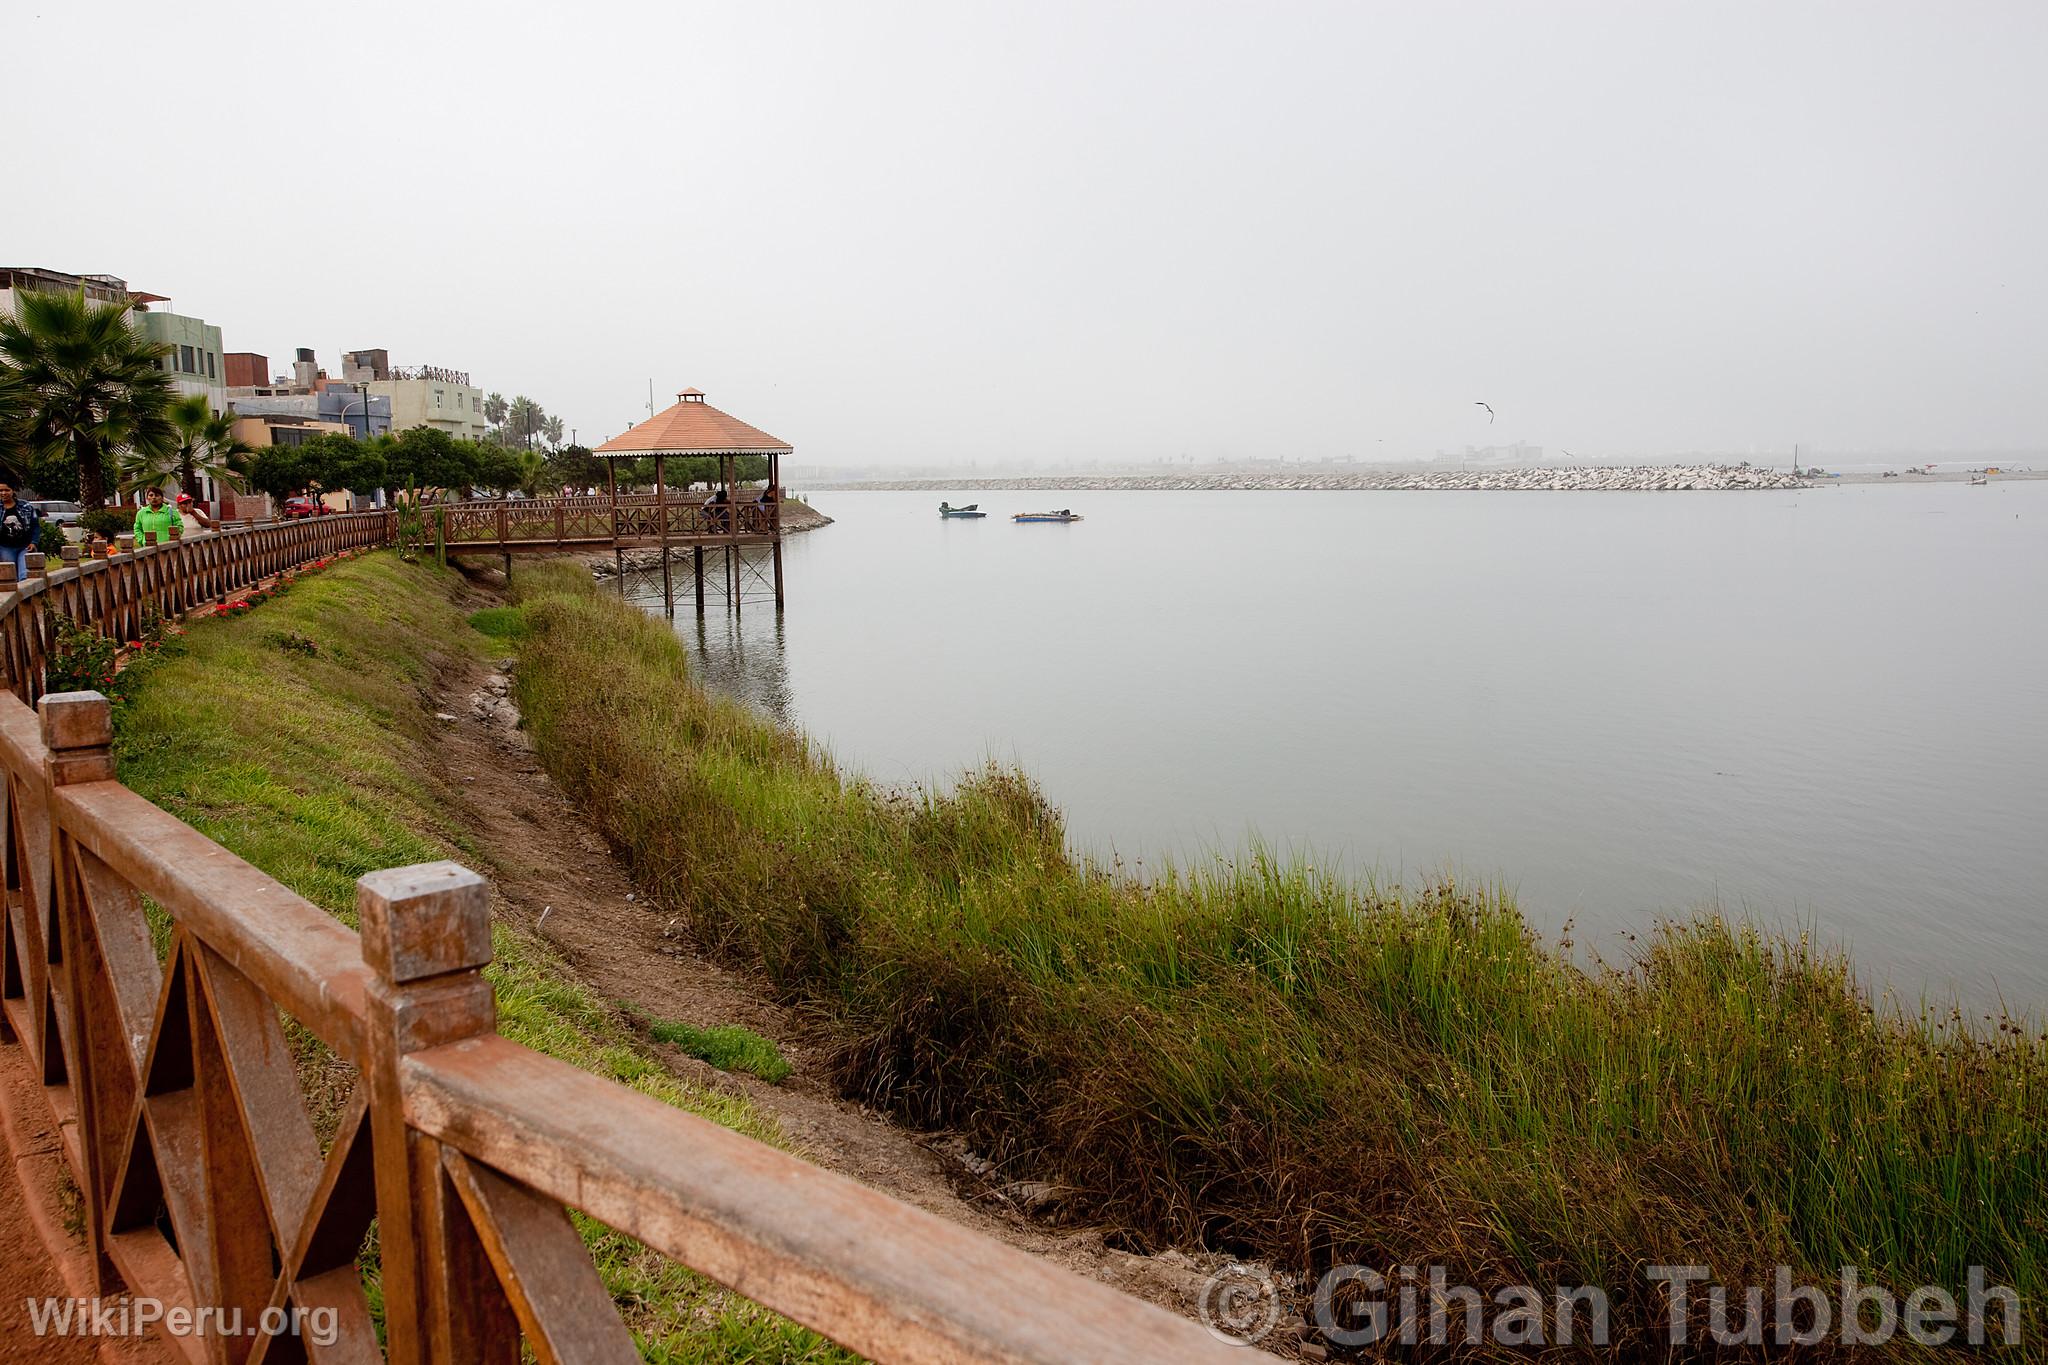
left=661, top=547, right=674, bottom=618
left=615, top=547, right=625, bottom=596
left=693, top=545, right=705, bottom=615
left=770, top=452, right=785, bottom=612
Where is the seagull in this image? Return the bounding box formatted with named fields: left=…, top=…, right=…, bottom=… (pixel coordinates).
left=1475, top=402, right=1494, bottom=423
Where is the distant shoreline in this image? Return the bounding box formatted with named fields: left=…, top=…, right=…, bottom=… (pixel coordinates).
left=803, top=466, right=2042, bottom=493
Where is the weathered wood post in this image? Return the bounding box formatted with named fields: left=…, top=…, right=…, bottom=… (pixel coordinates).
left=40, top=691, right=118, bottom=1290
left=770, top=452, right=785, bottom=612
left=359, top=862, right=517, bottom=1363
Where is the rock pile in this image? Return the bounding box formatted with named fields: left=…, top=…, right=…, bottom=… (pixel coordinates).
left=811, top=465, right=1808, bottom=493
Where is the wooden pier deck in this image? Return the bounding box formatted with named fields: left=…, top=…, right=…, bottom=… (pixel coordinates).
left=432, top=493, right=785, bottom=611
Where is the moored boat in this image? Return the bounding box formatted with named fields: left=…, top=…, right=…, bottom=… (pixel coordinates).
left=1013, top=509, right=1083, bottom=523
left=939, top=502, right=986, bottom=518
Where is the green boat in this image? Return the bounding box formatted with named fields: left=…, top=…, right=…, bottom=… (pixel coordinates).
left=939, top=502, right=987, bottom=518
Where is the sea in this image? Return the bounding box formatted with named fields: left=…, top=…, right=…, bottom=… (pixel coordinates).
left=619, top=482, right=2048, bottom=1013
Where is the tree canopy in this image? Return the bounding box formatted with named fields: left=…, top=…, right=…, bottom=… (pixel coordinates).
left=245, top=426, right=530, bottom=501
left=0, top=288, right=177, bottom=508
left=121, top=392, right=253, bottom=500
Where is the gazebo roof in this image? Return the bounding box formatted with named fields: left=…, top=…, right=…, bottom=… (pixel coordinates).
left=594, top=388, right=792, bottom=458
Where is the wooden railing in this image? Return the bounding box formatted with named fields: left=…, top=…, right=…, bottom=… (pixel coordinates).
left=0, top=518, right=1267, bottom=1361
left=436, top=495, right=779, bottom=548
left=0, top=513, right=394, bottom=706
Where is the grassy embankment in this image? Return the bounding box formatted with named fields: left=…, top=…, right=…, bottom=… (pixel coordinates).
left=112, top=549, right=853, bottom=1364
left=507, top=560, right=2046, bottom=1359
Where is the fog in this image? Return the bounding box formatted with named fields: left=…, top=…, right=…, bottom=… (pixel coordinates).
left=6, top=1, right=2044, bottom=466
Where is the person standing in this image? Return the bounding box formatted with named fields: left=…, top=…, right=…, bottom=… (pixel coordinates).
left=133, top=487, right=181, bottom=544
left=0, top=484, right=42, bottom=578
left=175, top=492, right=217, bottom=533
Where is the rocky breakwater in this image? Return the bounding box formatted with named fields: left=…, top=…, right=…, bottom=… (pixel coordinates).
left=813, top=465, right=1810, bottom=493
left=1372, top=464, right=1809, bottom=491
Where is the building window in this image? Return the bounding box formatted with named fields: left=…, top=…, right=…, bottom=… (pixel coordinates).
left=472, top=395, right=481, bottom=413
left=206, top=351, right=216, bottom=379
left=179, top=344, right=196, bottom=373
left=434, top=389, right=444, bottom=407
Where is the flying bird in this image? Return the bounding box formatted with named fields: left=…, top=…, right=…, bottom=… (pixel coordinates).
left=1474, top=402, right=1494, bottom=423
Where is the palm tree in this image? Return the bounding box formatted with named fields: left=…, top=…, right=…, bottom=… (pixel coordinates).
left=119, top=392, right=253, bottom=501
left=0, top=288, right=176, bottom=509
left=505, top=396, right=544, bottom=449
left=540, top=414, right=565, bottom=451
left=515, top=448, right=546, bottom=497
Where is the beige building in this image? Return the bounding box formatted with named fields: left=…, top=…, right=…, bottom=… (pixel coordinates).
left=340, top=349, right=488, bottom=441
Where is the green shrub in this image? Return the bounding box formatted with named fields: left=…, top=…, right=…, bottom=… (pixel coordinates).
left=35, top=520, right=66, bottom=557
left=44, top=611, right=119, bottom=696
left=81, top=506, right=130, bottom=541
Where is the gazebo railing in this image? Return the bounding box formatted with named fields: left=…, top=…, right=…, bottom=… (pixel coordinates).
left=435, top=497, right=779, bottom=546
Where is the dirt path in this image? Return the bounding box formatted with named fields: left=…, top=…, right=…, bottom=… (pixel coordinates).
left=423, top=643, right=1257, bottom=1336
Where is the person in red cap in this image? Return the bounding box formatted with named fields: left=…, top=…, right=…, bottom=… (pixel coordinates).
left=175, top=492, right=219, bottom=533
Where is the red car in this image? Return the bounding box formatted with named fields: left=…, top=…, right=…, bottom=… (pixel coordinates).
left=282, top=497, right=329, bottom=519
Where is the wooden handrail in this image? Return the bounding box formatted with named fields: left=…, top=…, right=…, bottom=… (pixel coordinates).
left=0, top=511, right=1275, bottom=1362
left=407, top=1035, right=1253, bottom=1364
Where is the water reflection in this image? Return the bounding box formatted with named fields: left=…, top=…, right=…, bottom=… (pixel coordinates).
left=619, top=554, right=793, bottom=723
left=690, top=610, right=793, bottom=721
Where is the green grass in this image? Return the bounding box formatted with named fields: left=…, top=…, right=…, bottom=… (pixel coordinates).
left=113, top=549, right=853, bottom=1362
left=504, top=558, right=2048, bottom=1360
left=467, top=604, right=527, bottom=643
left=647, top=1020, right=794, bottom=1084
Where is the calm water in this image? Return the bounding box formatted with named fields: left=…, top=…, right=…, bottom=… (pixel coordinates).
left=623, top=484, right=2048, bottom=1010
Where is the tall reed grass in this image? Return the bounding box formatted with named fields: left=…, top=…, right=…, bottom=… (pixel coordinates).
left=509, top=562, right=2045, bottom=1358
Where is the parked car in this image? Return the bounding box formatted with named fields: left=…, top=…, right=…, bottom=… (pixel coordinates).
left=30, top=499, right=82, bottom=528
left=282, top=497, right=330, bottom=519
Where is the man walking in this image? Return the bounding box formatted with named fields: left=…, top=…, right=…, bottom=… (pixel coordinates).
left=0, top=483, right=43, bottom=578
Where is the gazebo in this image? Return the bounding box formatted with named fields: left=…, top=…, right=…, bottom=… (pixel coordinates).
left=594, top=387, right=794, bottom=614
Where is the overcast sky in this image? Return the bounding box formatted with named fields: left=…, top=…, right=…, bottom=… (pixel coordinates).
left=7, top=2, right=2044, bottom=465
